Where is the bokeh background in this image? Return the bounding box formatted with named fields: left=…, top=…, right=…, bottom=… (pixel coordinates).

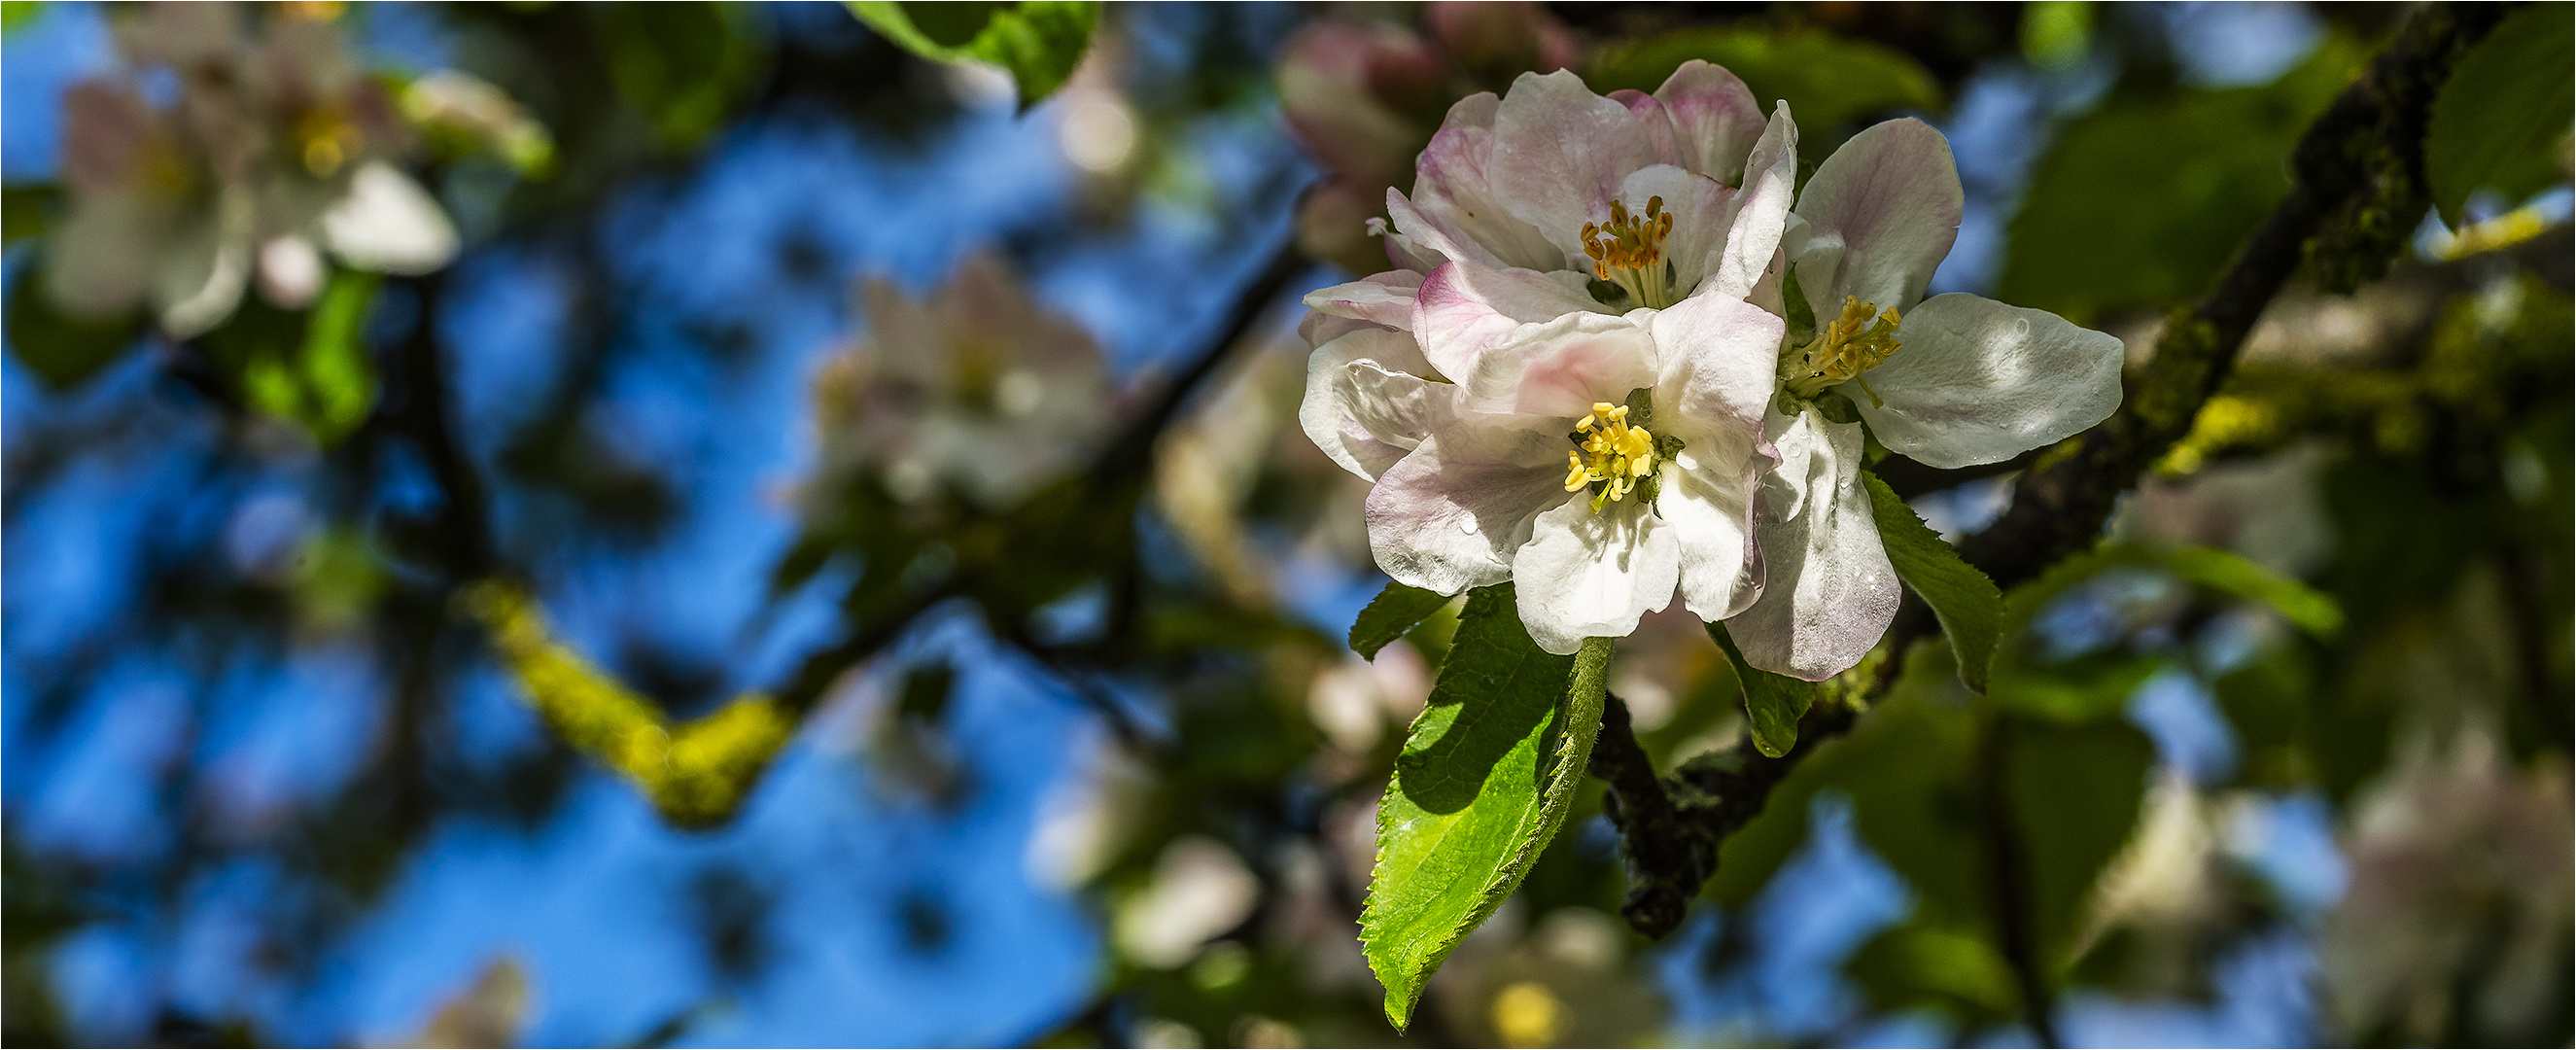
left=3, top=2, right=2568, bottom=1047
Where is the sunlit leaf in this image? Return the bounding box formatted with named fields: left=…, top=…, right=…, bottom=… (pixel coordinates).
left=845, top=1, right=1098, bottom=108
left=1707, top=621, right=1818, bottom=757
left=2425, top=2, right=2575, bottom=226
left=1349, top=579, right=1452, bottom=660
left=1864, top=471, right=2005, bottom=692
left=1361, top=584, right=1609, bottom=1030
left=2008, top=542, right=2343, bottom=639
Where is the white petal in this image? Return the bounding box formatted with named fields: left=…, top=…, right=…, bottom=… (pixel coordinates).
left=1650, top=291, right=1781, bottom=439
left=155, top=211, right=250, bottom=339
left=1412, top=260, right=1600, bottom=380
left=1512, top=495, right=1679, bottom=655
left=1301, top=327, right=1452, bottom=482
left=1303, top=270, right=1424, bottom=332
left=1410, top=94, right=1567, bottom=273
left=1724, top=406, right=1898, bottom=681
left=257, top=234, right=324, bottom=308
left=1461, top=309, right=1660, bottom=418
left=1365, top=424, right=1567, bottom=596
left=1790, top=118, right=1960, bottom=312
left=1489, top=70, right=1659, bottom=263
left=1652, top=60, right=1765, bottom=183
left=1386, top=187, right=1509, bottom=271
left=1660, top=462, right=1761, bottom=620
left=1855, top=294, right=2126, bottom=469
left=321, top=162, right=459, bottom=275
left=1707, top=102, right=1798, bottom=300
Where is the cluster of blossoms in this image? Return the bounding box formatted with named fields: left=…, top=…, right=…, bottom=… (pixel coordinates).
left=49, top=2, right=461, bottom=337
left=812, top=252, right=1118, bottom=511
left=1300, top=64, right=2126, bottom=679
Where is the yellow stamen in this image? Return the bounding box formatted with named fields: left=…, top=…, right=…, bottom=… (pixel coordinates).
left=1579, top=195, right=1677, bottom=309
left=1562, top=402, right=1662, bottom=511
left=1781, top=296, right=1903, bottom=401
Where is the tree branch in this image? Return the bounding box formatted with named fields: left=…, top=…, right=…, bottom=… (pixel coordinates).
left=1586, top=0, right=2509, bottom=940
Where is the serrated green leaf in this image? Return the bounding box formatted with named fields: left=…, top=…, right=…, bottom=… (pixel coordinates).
left=2426, top=3, right=2575, bottom=227
left=1588, top=26, right=1941, bottom=135
left=1707, top=621, right=1817, bottom=757
left=845, top=1, right=1097, bottom=108
left=1361, top=584, right=1609, bottom=1030
left=1349, top=580, right=1453, bottom=660
left=4, top=256, right=145, bottom=389
left=1863, top=471, right=2004, bottom=692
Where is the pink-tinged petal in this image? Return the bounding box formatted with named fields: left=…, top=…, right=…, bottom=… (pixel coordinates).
left=1462, top=310, right=1660, bottom=418
left=1302, top=327, right=1453, bottom=481
left=1610, top=88, right=1684, bottom=167
left=1303, top=269, right=1425, bottom=331
left=1300, top=309, right=1382, bottom=348
left=1723, top=406, right=1897, bottom=681
left=1410, top=102, right=1566, bottom=273
left=1652, top=60, right=1764, bottom=183
left=1386, top=187, right=1508, bottom=270
left=1659, top=461, right=1761, bottom=620
left=1854, top=294, right=2125, bottom=469
left=1707, top=101, right=1798, bottom=300
left=1511, top=495, right=1680, bottom=654
left=1429, top=1, right=1574, bottom=77
left=1791, top=118, right=1962, bottom=312
left=1650, top=291, right=1781, bottom=439
left=1616, top=164, right=1731, bottom=293
left=1489, top=70, right=1659, bottom=262
left=1412, top=260, right=1600, bottom=380
left=1365, top=427, right=1567, bottom=595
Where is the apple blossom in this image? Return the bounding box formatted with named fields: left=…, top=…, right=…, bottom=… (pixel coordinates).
left=1725, top=118, right=2127, bottom=681
left=47, top=2, right=460, bottom=338
left=812, top=252, right=1116, bottom=511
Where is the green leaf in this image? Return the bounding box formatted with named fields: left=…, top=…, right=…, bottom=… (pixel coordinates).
left=2004, top=715, right=2155, bottom=970
left=1361, top=584, right=1609, bottom=1030
left=2426, top=3, right=2575, bottom=227
left=4, top=257, right=145, bottom=389
left=1706, top=621, right=1817, bottom=757
left=845, top=1, right=1098, bottom=108
left=1998, top=36, right=2369, bottom=320
left=3, top=183, right=59, bottom=246
left=2008, top=543, right=2342, bottom=640
left=1588, top=26, right=1941, bottom=136
left=1349, top=580, right=1454, bottom=660
left=1863, top=471, right=2005, bottom=692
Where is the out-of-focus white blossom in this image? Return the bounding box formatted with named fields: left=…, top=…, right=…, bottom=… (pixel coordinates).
left=812, top=252, right=1118, bottom=511
left=47, top=2, right=459, bottom=336
left=1114, top=836, right=1261, bottom=968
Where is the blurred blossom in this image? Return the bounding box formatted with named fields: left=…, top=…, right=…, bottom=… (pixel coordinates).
left=1304, top=646, right=1432, bottom=753
left=1113, top=836, right=1261, bottom=969
left=400, top=956, right=532, bottom=1049
left=1061, top=93, right=1139, bottom=175
left=2128, top=442, right=2335, bottom=576
left=48, top=1, right=459, bottom=335
left=2321, top=728, right=2573, bottom=1044
left=812, top=251, right=1118, bottom=511
left=1273, top=3, right=1576, bottom=273
left=1024, top=741, right=1151, bottom=891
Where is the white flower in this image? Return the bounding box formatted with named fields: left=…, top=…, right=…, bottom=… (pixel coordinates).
left=46, top=3, right=458, bottom=337
left=1725, top=119, right=2128, bottom=680
left=1300, top=64, right=1803, bottom=653
left=814, top=252, right=1116, bottom=511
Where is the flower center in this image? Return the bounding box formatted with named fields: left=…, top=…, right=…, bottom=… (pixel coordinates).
left=1581, top=195, right=1677, bottom=309
left=1563, top=401, right=1660, bottom=512
left=1781, top=296, right=1902, bottom=402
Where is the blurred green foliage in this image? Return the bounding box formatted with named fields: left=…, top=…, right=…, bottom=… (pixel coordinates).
left=2000, top=36, right=2373, bottom=321
left=2425, top=3, right=2575, bottom=226
left=1589, top=25, right=1943, bottom=136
